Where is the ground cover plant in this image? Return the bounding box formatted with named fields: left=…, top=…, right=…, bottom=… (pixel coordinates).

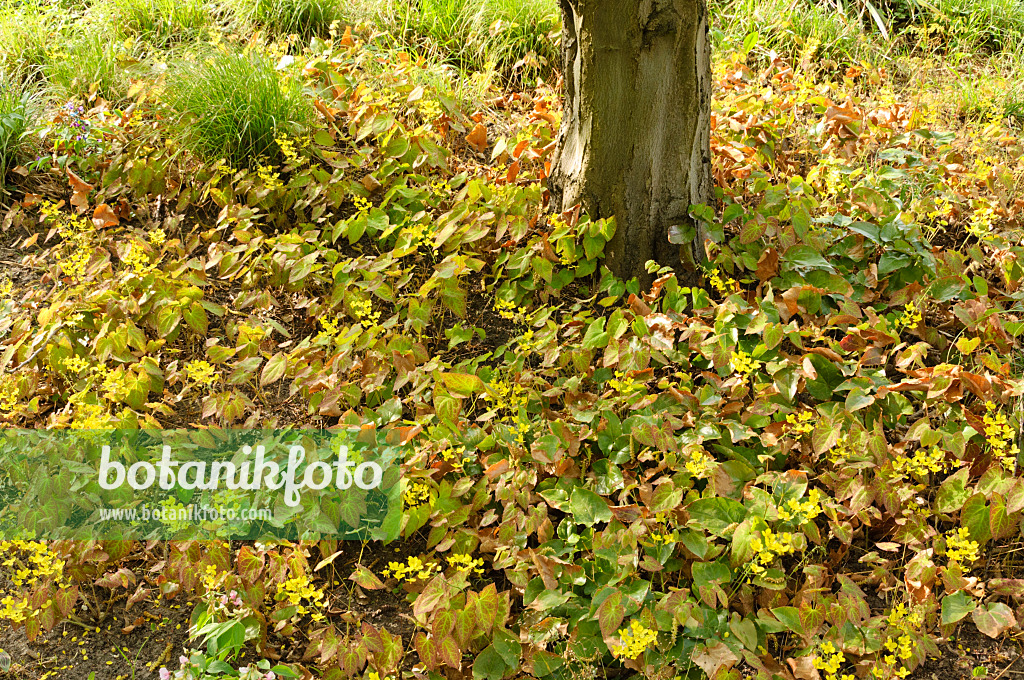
left=1, top=0, right=1024, bottom=679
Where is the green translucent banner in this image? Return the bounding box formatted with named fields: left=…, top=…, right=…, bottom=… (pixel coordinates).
left=0, top=429, right=404, bottom=540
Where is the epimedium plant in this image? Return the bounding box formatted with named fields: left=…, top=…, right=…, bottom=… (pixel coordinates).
left=2, top=15, right=1024, bottom=680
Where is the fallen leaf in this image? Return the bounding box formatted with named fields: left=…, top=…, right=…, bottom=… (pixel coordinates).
left=92, top=203, right=119, bottom=228
left=465, top=123, right=488, bottom=153
left=68, top=169, right=93, bottom=212
left=361, top=174, right=382, bottom=193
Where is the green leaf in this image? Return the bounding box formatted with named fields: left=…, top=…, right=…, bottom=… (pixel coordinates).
left=439, top=635, right=461, bottom=668
left=961, top=493, right=992, bottom=545
left=687, top=497, right=748, bottom=537
left=581, top=318, right=609, bottom=349
left=783, top=245, right=835, bottom=273
left=349, top=564, right=385, bottom=590
left=972, top=602, right=1016, bottom=638
left=941, top=591, right=976, bottom=625
left=492, top=629, right=521, bottom=668
left=570, top=487, right=612, bottom=527
left=771, top=606, right=804, bottom=634
left=440, top=372, right=486, bottom=396
left=156, top=305, right=182, bottom=338
left=260, top=353, right=288, bottom=387
left=845, top=387, right=875, bottom=412
left=473, top=645, right=507, bottom=680
left=936, top=468, right=971, bottom=514
left=385, top=135, right=411, bottom=159
left=183, top=304, right=209, bottom=334
left=847, top=221, right=881, bottom=243
left=528, top=649, right=564, bottom=677
left=596, top=590, right=625, bottom=640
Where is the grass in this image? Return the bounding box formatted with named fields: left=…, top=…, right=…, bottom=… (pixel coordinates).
left=0, top=1, right=69, bottom=84
left=222, top=0, right=560, bottom=81
left=0, top=77, right=39, bottom=180
left=44, top=32, right=142, bottom=104
left=711, top=0, right=879, bottom=64
left=163, top=48, right=313, bottom=167
left=383, top=0, right=560, bottom=79
left=252, top=0, right=349, bottom=40
left=711, top=0, right=1024, bottom=67
left=95, top=0, right=211, bottom=46
left=910, top=0, right=1024, bottom=53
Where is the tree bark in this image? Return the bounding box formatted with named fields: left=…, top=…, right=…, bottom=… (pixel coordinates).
left=549, top=0, right=713, bottom=289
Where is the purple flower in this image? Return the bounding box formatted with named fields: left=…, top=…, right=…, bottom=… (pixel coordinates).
left=159, top=668, right=171, bottom=680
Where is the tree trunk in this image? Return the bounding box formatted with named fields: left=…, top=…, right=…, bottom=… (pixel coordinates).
left=549, top=0, right=713, bottom=289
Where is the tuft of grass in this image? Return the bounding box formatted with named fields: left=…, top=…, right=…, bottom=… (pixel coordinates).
left=45, top=32, right=141, bottom=104
left=901, top=0, right=1024, bottom=54
left=711, top=0, right=873, bottom=65
left=0, top=1, right=71, bottom=84
left=163, top=48, right=313, bottom=167
left=96, top=0, right=211, bottom=46
left=253, top=0, right=348, bottom=39
left=222, top=0, right=354, bottom=40
left=0, top=78, right=39, bottom=180
left=380, top=0, right=560, bottom=80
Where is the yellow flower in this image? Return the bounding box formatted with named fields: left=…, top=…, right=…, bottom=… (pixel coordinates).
left=748, top=528, right=797, bottom=576
left=777, top=488, right=825, bottom=524
left=786, top=410, right=815, bottom=435
left=494, top=297, right=527, bottom=323
left=982, top=402, right=1018, bottom=470
left=945, top=527, right=980, bottom=568
left=616, top=620, right=657, bottom=659
left=403, top=481, right=432, bottom=508
left=892, top=446, right=948, bottom=479
left=256, top=164, right=283, bottom=191
left=351, top=298, right=381, bottom=326
left=894, top=302, right=922, bottom=331
left=447, top=553, right=485, bottom=576
left=184, top=360, right=217, bottom=387
left=608, top=371, right=639, bottom=395
left=685, top=447, right=713, bottom=479
left=707, top=267, right=737, bottom=295
left=352, top=195, right=372, bottom=215
left=730, top=350, right=761, bottom=378
left=381, top=556, right=440, bottom=582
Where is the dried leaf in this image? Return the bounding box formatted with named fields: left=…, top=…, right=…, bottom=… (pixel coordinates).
left=466, top=123, right=488, bottom=153
left=92, top=203, right=119, bottom=229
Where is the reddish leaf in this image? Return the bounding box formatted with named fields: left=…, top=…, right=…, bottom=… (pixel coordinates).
left=465, top=124, right=488, bottom=153
left=92, top=203, right=119, bottom=228
left=67, top=169, right=93, bottom=212
left=972, top=602, right=1016, bottom=638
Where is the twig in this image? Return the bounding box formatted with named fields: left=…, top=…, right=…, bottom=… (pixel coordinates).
left=993, top=652, right=1024, bottom=680
left=0, top=259, right=42, bottom=270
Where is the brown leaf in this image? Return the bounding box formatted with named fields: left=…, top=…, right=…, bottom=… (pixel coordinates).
left=505, top=160, right=520, bottom=184
left=121, top=616, right=144, bottom=634
left=485, top=459, right=509, bottom=480
left=465, top=123, right=488, bottom=153
left=529, top=549, right=558, bottom=591
left=92, top=203, right=120, bottom=229
left=340, top=25, right=354, bottom=47
left=787, top=655, right=820, bottom=680
left=756, top=247, right=779, bottom=282
left=628, top=294, right=652, bottom=317
left=960, top=372, right=992, bottom=399
left=692, top=641, right=739, bottom=679
left=361, top=174, right=381, bottom=193
left=68, top=169, right=93, bottom=213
